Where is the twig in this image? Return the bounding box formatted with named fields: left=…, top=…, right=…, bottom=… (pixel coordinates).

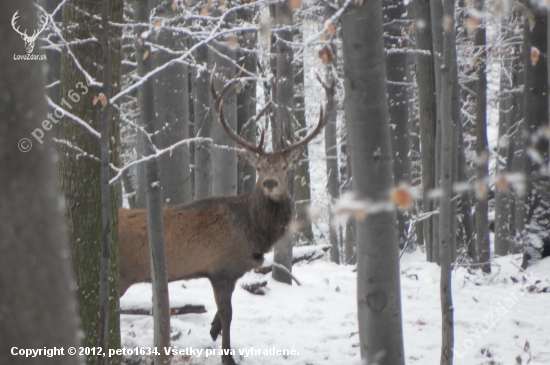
left=272, top=262, right=301, bottom=286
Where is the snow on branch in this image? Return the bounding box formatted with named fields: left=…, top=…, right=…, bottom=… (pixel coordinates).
left=36, top=3, right=101, bottom=88
left=306, top=0, right=353, bottom=44
left=111, top=26, right=258, bottom=104
left=46, top=96, right=100, bottom=139
left=53, top=138, right=101, bottom=162
left=109, top=137, right=214, bottom=185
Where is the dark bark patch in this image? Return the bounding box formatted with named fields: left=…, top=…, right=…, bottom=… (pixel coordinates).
left=366, top=291, right=387, bottom=312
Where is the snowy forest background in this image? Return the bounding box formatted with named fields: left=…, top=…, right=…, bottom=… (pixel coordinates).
left=1, top=0, right=550, bottom=364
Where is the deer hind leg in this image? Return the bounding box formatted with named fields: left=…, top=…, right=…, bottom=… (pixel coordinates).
left=210, top=311, right=222, bottom=341
left=210, top=277, right=237, bottom=365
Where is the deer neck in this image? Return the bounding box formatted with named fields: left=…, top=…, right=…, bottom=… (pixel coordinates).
left=248, top=184, right=292, bottom=252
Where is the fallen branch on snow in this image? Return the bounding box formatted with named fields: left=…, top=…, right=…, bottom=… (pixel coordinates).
left=255, top=244, right=330, bottom=275
left=120, top=304, right=206, bottom=316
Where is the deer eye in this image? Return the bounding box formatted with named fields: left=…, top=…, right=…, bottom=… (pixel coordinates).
left=257, top=167, right=261, bottom=172
left=282, top=165, right=287, bottom=171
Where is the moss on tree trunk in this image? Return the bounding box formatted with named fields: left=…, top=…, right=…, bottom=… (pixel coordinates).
left=58, top=1, right=123, bottom=363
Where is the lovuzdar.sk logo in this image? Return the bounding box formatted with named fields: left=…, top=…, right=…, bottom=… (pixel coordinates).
left=12, top=9, right=48, bottom=60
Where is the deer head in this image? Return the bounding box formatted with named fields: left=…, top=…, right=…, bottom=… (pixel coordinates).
left=12, top=10, right=49, bottom=54
left=210, top=73, right=334, bottom=202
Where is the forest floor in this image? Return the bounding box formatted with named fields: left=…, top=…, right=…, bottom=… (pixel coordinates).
left=120, top=250, right=550, bottom=365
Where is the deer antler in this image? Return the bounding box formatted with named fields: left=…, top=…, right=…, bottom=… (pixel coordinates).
left=11, top=11, right=28, bottom=38
left=210, top=66, right=267, bottom=155
left=11, top=10, right=49, bottom=40
left=279, top=75, right=335, bottom=154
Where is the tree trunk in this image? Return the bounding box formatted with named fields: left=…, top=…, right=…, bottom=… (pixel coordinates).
left=58, top=1, right=123, bottom=363
left=458, top=122, right=476, bottom=259
left=211, top=41, right=238, bottom=197
left=237, top=21, right=257, bottom=195
left=293, top=21, right=314, bottom=244
left=189, top=64, right=196, bottom=199
left=429, top=0, right=444, bottom=265
left=193, top=42, right=211, bottom=200
left=439, top=0, right=456, bottom=360
left=153, top=3, right=191, bottom=206
left=325, top=43, right=340, bottom=263
left=272, top=0, right=295, bottom=284
left=98, top=0, right=114, bottom=361
left=413, top=0, right=437, bottom=260
left=511, top=13, right=525, bottom=253
left=521, top=2, right=550, bottom=266
left=449, top=50, right=462, bottom=263
left=0, top=1, right=82, bottom=362
left=433, top=122, right=441, bottom=264
left=341, top=125, right=356, bottom=264
left=341, top=0, right=406, bottom=362
left=134, top=1, right=171, bottom=363
left=494, top=15, right=514, bottom=256
left=245, top=33, right=258, bottom=194
left=385, top=0, right=412, bottom=250
left=473, top=0, right=491, bottom=272
left=136, top=134, right=147, bottom=208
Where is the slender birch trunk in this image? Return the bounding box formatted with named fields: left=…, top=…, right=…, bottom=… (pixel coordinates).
left=341, top=0, right=405, bottom=362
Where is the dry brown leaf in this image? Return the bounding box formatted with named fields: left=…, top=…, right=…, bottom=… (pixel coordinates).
left=171, top=1, right=177, bottom=10
left=392, top=187, right=412, bottom=211
left=97, top=93, right=108, bottom=107
left=467, top=17, right=479, bottom=36
left=327, top=22, right=335, bottom=36
left=318, top=46, right=332, bottom=64
left=531, top=46, right=540, bottom=66
left=143, top=50, right=149, bottom=60
left=354, top=209, right=366, bottom=220
left=290, top=0, right=301, bottom=10
left=475, top=181, right=488, bottom=200
left=496, top=175, right=508, bottom=191
left=201, top=7, right=209, bottom=15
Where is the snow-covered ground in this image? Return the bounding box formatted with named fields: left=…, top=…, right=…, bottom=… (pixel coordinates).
left=120, top=252, right=550, bottom=365
left=119, top=12, right=550, bottom=365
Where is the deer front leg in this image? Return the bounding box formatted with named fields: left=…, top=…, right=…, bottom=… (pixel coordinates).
left=211, top=278, right=237, bottom=365
left=210, top=311, right=222, bottom=341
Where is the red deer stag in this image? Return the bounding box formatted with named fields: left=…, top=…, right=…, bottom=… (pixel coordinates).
left=118, top=75, right=334, bottom=365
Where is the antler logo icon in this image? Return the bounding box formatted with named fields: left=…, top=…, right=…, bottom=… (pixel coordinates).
left=11, top=10, right=49, bottom=54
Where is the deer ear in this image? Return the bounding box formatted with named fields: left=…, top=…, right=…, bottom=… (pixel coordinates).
left=238, top=149, right=260, bottom=166
left=285, top=146, right=304, bottom=166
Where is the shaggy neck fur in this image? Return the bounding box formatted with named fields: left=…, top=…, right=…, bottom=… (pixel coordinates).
left=248, top=184, right=292, bottom=253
